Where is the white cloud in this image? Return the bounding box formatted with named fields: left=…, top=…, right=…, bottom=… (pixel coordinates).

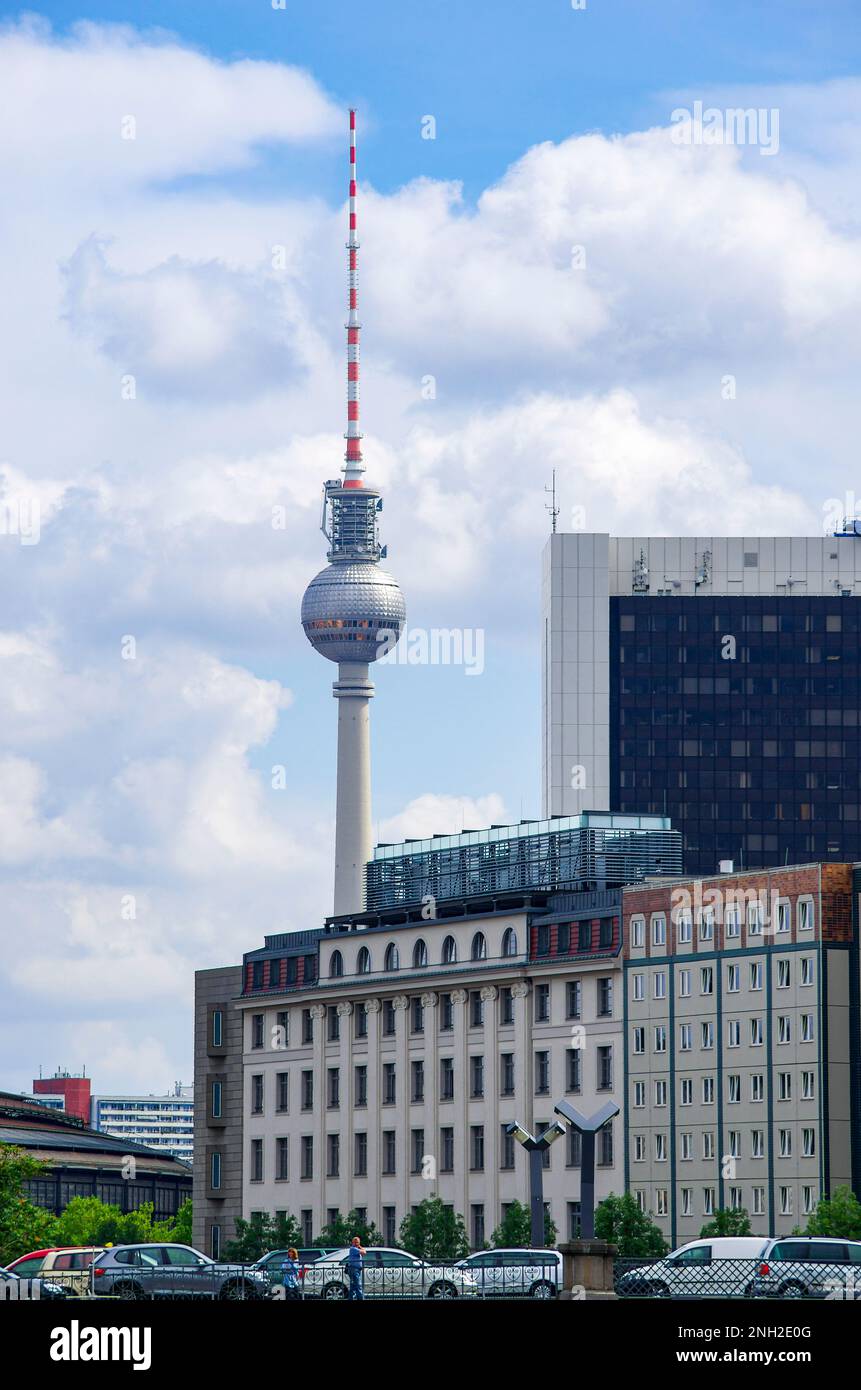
left=379, top=793, right=509, bottom=844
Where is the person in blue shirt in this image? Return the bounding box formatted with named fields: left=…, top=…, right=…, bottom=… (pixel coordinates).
left=346, top=1237, right=366, bottom=1300
left=279, top=1248, right=302, bottom=1301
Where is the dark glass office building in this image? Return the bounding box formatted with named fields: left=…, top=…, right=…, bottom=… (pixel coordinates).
left=609, top=596, right=858, bottom=874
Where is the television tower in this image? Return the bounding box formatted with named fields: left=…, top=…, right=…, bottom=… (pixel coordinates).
left=301, top=109, right=406, bottom=916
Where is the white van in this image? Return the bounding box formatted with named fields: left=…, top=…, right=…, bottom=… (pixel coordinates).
left=616, top=1237, right=769, bottom=1299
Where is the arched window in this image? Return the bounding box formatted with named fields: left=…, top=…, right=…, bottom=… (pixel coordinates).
left=442, top=935, right=457, bottom=965
left=471, top=931, right=487, bottom=961
left=502, top=927, right=518, bottom=957
left=384, top=942, right=400, bottom=972
left=330, top=949, right=343, bottom=978
left=357, top=946, right=371, bottom=975
left=413, top=939, right=428, bottom=968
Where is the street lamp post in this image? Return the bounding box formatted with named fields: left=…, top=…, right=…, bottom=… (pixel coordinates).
left=553, top=1099, right=620, bottom=1239
left=505, top=1121, right=566, bottom=1247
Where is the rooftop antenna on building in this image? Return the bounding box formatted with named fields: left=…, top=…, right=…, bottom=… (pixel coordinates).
left=545, top=470, right=559, bottom=534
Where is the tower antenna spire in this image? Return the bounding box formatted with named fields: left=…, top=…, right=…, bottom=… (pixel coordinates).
left=545, top=468, right=559, bottom=533
left=344, top=108, right=364, bottom=488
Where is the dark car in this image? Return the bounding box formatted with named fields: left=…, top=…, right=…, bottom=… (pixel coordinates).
left=92, top=1243, right=269, bottom=1300
left=1, top=1266, right=68, bottom=1301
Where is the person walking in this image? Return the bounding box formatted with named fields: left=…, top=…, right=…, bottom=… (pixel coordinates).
left=346, top=1236, right=365, bottom=1301
left=279, top=1247, right=302, bottom=1301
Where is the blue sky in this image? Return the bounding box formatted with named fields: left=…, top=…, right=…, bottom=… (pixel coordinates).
left=0, top=4, right=859, bottom=1091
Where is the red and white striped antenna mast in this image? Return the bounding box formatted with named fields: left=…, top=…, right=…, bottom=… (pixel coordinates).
left=344, top=107, right=364, bottom=489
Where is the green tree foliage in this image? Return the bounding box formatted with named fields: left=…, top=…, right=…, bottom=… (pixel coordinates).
left=594, top=1192, right=667, bottom=1257
left=223, top=1212, right=276, bottom=1262
left=398, top=1197, right=470, bottom=1261
left=805, top=1186, right=861, bottom=1240
left=0, top=1146, right=58, bottom=1264
left=172, top=1198, right=193, bottom=1246
left=314, top=1208, right=382, bottom=1248
left=700, top=1208, right=752, bottom=1238
left=489, top=1199, right=557, bottom=1249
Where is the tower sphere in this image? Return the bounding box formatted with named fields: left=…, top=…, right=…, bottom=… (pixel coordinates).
left=301, top=561, right=406, bottom=664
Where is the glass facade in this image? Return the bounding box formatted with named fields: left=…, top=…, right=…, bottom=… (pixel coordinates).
left=610, top=596, right=860, bottom=874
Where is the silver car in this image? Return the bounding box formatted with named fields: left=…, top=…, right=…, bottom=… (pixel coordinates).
left=303, top=1246, right=479, bottom=1299
left=91, top=1243, right=268, bottom=1300
left=751, top=1237, right=861, bottom=1299
left=457, top=1249, right=562, bottom=1298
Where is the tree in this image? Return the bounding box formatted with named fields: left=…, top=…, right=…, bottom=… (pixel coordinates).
left=489, top=1199, right=557, bottom=1249
left=700, top=1208, right=752, bottom=1238
left=805, top=1187, right=861, bottom=1240
left=594, top=1192, right=667, bottom=1258
left=399, top=1197, right=470, bottom=1262
left=0, top=1145, right=57, bottom=1265
left=172, top=1198, right=193, bottom=1246
left=224, top=1213, right=275, bottom=1262
left=314, top=1209, right=381, bottom=1248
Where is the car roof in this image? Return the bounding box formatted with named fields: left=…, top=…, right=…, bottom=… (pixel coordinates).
left=767, top=1235, right=860, bottom=1245
left=8, top=1249, right=57, bottom=1261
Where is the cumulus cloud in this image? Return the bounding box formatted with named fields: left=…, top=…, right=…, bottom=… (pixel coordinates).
left=0, top=19, right=859, bottom=1092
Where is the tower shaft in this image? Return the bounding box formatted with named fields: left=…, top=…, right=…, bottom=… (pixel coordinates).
left=333, top=662, right=374, bottom=915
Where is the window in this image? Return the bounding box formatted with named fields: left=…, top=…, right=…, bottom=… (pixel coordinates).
left=384, top=942, right=399, bottom=972
left=777, top=959, right=791, bottom=989
left=411, top=1129, right=425, bottom=1174
left=500, top=987, right=514, bottom=1025
left=778, top=1072, right=792, bottom=1102
left=413, top=939, right=428, bottom=969
left=383, top=1000, right=396, bottom=1036
left=802, top=1014, right=814, bottom=1042
left=678, top=969, right=691, bottom=998
left=597, top=978, right=612, bottom=1016
left=536, top=924, right=551, bottom=956
left=354, top=1133, right=367, bottom=1177
left=440, top=1057, right=455, bottom=1101
left=327, top=1006, right=340, bottom=1042
left=598, top=1123, right=614, bottom=1167
left=654, top=971, right=666, bottom=1000
left=470, top=1055, right=485, bottom=1099
left=210, top=1081, right=222, bottom=1120
left=680, top=1132, right=692, bottom=1161
left=440, top=1128, right=454, bottom=1173
left=655, top=1133, right=667, bottom=1162
left=211, top=1010, right=223, bottom=1048
left=597, top=1045, right=613, bottom=1090
left=302, top=1008, right=313, bottom=1044
left=382, top=1131, right=396, bottom=1175
left=749, top=961, right=762, bottom=991
left=677, top=911, right=692, bottom=944
left=355, top=1064, right=368, bottom=1107
left=703, top=1189, right=715, bottom=1217
left=654, top=1026, right=666, bottom=1053
left=681, top=1188, right=693, bottom=1217
left=802, top=1070, right=815, bottom=1100
left=699, top=910, right=714, bottom=942
left=442, top=936, right=457, bottom=965
left=383, top=1062, right=396, bottom=1105
left=701, top=1022, right=714, bottom=1050
left=702, top=1077, right=715, bottom=1105
left=679, top=1023, right=692, bottom=1051
left=633, top=1026, right=645, bottom=1054
left=780, top=1187, right=793, bottom=1217
left=440, top=993, right=454, bottom=1030
left=703, top=1132, right=714, bottom=1160
left=470, top=991, right=484, bottom=1027
left=327, top=1067, right=340, bottom=1109
left=471, top=932, right=487, bottom=961
left=330, top=950, right=343, bottom=978
left=632, top=973, right=644, bottom=1001
left=383, top=1208, right=397, bottom=1245
left=680, top=1078, right=692, bottom=1107
left=727, top=1019, right=740, bottom=1048
left=566, top=981, right=582, bottom=1019
left=633, top=1134, right=645, bottom=1162
left=251, top=1138, right=263, bottom=1183
left=727, top=1073, right=741, bottom=1104
left=327, top=1134, right=340, bottom=1178
left=652, top=915, right=666, bottom=947
left=536, top=983, right=550, bottom=1022
left=566, top=1048, right=581, bottom=1092
left=801, top=957, right=814, bottom=987
left=778, top=1016, right=791, bottom=1045
left=273, top=1072, right=288, bottom=1114
left=502, top=927, right=518, bottom=957
left=471, top=1205, right=485, bottom=1249
left=631, top=916, right=644, bottom=947
left=500, top=1126, right=515, bottom=1169
left=725, top=903, right=740, bottom=938
left=501, top=1053, right=515, bottom=1096
left=727, top=964, right=739, bottom=992
left=357, top=946, right=371, bottom=974
left=633, top=1081, right=646, bottom=1108
left=251, top=1014, right=264, bottom=1049
left=355, top=1006, right=367, bottom=1040
left=535, top=1051, right=550, bottom=1094
left=276, top=1136, right=289, bottom=1181
left=750, top=1017, right=763, bottom=1047
left=803, top=1128, right=815, bottom=1158
left=749, top=901, right=764, bottom=935
left=470, top=1125, right=485, bottom=1171
left=798, top=899, right=814, bottom=931
left=301, top=1070, right=313, bottom=1110
left=776, top=901, right=790, bottom=934
left=654, top=1080, right=667, bottom=1107
left=412, top=1059, right=425, bottom=1103
left=411, top=996, right=424, bottom=1034
left=210, top=1153, right=222, bottom=1190
left=700, top=967, right=713, bottom=996
left=751, top=1074, right=764, bottom=1102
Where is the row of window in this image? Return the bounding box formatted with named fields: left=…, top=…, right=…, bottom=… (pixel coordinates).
left=631, top=957, right=815, bottom=1000
left=328, top=929, right=516, bottom=980
left=241, top=1121, right=616, bottom=1185
left=636, top=1186, right=819, bottom=1220
left=633, top=1070, right=816, bottom=1109
left=634, top=1013, right=816, bottom=1055
left=634, top=1126, right=817, bottom=1163
left=246, top=979, right=601, bottom=1051
left=631, top=898, right=815, bottom=948
left=245, top=1045, right=603, bottom=1117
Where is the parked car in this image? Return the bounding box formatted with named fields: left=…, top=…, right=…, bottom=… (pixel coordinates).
left=616, top=1237, right=769, bottom=1299
left=302, top=1246, right=479, bottom=1299
left=253, top=1247, right=340, bottom=1289
left=751, top=1237, right=861, bottom=1299
left=7, top=1247, right=104, bottom=1296
left=1, top=1266, right=69, bottom=1300
left=456, top=1249, right=562, bottom=1298
left=91, top=1243, right=269, bottom=1300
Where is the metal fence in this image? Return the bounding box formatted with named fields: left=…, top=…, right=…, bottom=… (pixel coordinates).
left=614, top=1255, right=861, bottom=1300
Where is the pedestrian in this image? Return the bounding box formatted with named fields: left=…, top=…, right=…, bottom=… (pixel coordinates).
left=279, top=1247, right=302, bottom=1301
left=346, top=1236, right=365, bottom=1300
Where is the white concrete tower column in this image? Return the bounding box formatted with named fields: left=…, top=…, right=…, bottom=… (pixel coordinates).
left=332, top=662, right=374, bottom=916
